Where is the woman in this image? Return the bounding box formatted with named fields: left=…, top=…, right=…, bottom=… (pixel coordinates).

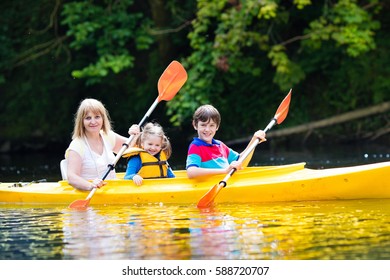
left=65, top=98, right=138, bottom=191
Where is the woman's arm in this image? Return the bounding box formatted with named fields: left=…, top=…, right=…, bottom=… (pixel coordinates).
left=67, top=150, right=105, bottom=191
left=112, top=125, right=141, bottom=154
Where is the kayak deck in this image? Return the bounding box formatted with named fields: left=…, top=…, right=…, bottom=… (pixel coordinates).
left=1, top=162, right=390, bottom=205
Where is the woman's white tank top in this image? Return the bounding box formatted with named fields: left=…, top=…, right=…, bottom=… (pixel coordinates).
left=66, top=131, right=116, bottom=180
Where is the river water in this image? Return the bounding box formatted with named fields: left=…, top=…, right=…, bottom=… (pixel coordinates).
left=1, top=143, right=390, bottom=260
left=1, top=199, right=390, bottom=260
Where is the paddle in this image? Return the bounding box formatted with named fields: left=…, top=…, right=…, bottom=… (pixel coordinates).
left=68, top=60, right=188, bottom=209
left=197, top=89, right=292, bottom=208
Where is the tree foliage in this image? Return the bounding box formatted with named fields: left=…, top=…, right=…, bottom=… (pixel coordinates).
left=167, top=0, right=387, bottom=138
left=61, top=0, right=153, bottom=84
left=0, top=0, right=389, bottom=151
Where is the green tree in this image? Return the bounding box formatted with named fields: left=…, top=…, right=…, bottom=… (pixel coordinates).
left=0, top=0, right=388, bottom=151
left=167, top=0, right=388, bottom=139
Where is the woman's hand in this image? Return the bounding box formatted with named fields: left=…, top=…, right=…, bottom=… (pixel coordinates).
left=253, top=130, right=267, bottom=142
left=90, top=178, right=107, bottom=190
left=129, top=124, right=141, bottom=136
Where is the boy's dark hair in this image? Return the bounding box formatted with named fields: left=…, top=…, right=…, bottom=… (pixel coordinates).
left=192, top=105, right=221, bottom=127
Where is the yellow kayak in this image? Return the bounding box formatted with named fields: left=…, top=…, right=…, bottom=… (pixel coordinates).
left=1, top=161, right=390, bottom=205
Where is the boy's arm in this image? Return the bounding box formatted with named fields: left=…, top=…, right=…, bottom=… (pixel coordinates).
left=186, top=166, right=227, bottom=178
left=239, top=130, right=267, bottom=167
left=186, top=143, right=232, bottom=178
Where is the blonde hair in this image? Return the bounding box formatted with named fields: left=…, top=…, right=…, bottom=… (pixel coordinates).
left=192, top=104, right=221, bottom=128
left=135, top=122, right=172, bottom=159
left=72, top=98, right=112, bottom=139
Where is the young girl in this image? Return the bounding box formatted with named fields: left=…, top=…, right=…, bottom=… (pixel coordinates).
left=124, top=122, right=175, bottom=185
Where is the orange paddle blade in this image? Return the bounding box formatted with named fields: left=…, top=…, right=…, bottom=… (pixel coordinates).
left=68, top=199, right=90, bottom=210
left=157, top=61, right=188, bottom=101
left=274, top=89, right=292, bottom=124
left=197, top=183, right=224, bottom=208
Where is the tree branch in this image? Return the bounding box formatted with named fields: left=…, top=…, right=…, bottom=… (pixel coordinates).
left=148, top=20, right=193, bottom=35
left=13, top=36, right=68, bottom=68
left=226, top=101, right=390, bottom=145
left=29, top=0, right=62, bottom=36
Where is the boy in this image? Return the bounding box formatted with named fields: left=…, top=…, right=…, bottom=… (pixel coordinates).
left=186, top=104, right=266, bottom=178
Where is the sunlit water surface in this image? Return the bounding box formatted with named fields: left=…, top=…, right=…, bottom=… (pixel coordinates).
left=1, top=200, right=390, bottom=260
left=1, top=143, right=390, bottom=260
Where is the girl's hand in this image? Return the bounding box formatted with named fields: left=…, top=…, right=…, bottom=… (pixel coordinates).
left=133, top=174, right=143, bottom=186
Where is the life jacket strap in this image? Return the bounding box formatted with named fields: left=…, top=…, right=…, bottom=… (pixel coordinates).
left=141, top=161, right=167, bottom=167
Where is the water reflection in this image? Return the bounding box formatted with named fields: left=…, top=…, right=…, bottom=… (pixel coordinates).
left=2, top=200, right=390, bottom=260
left=0, top=206, right=64, bottom=259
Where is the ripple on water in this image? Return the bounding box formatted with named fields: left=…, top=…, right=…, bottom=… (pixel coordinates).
left=1, top=200, right=390, bottom=259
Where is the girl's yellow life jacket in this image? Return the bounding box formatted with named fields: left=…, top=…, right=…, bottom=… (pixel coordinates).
left=123, top=147, right=169, bottom=179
